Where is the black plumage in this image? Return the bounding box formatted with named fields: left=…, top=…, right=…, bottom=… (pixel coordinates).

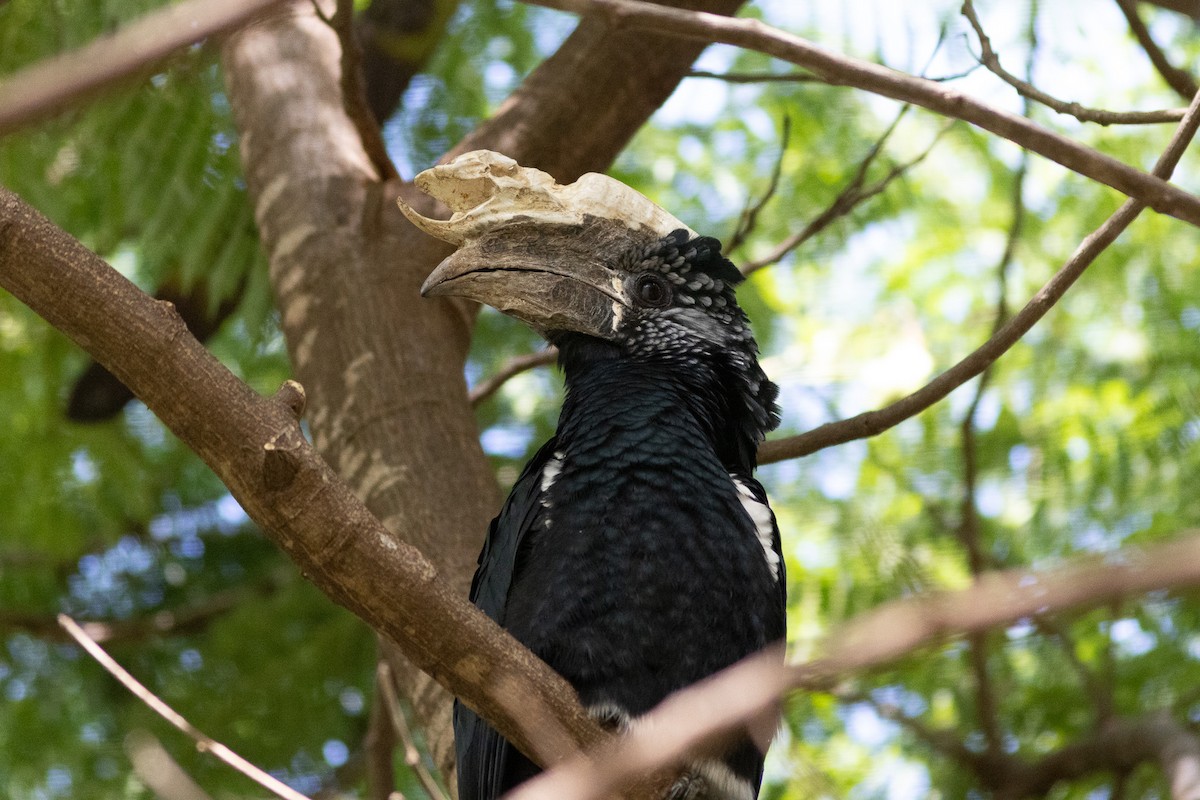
left=434, top=229, right=785, bottom=800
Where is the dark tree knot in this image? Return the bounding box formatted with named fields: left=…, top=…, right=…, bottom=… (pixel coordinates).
left=273, top=379, right=307, bottom=418
left=262, top=433, right=303, bottom=491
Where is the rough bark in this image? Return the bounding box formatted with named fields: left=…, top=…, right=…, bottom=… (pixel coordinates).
left=451, top=0, right=745, bottom=179
left=357, top=0, right=461, bottom=125
left=223, top=8, right=487, bottom=776
left=220, top=0, right=744, bottom=780
left=0, top=187, right=604, bottom=789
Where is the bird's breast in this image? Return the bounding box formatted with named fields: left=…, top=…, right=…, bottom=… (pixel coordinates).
left=504, top=430, right=780, bottom=714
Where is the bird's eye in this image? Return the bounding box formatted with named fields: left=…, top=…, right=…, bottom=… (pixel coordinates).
left=634, top=274, right=671, bottom=308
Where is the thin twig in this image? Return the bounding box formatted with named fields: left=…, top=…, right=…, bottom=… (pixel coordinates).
left=959, top=111, right=1031, bottom=751
left=745, top=104, right=912, bottom=272
left=927, top=63, right=983, bottom=83
left=962, top=0, right=1186, bottom=125
left=324, top=0, right=400, bottom=181
left=727, top=115, right=791, bottom=253
left=690, top=66, right=981, bottom=85
left=737, top=35, right=951, bottom=273
left=741, top=113, right=951, bottom=276
left=59, top=615, right=313, bottom=800
left=758, top=85, right=1200, bottom=465
left=955, top=15, right=1036, bottom=754
left=377, top=661, right=450, bottom=800
left=687, top=69, right=820, bottom=83
left=521, top=0, right=1200, bottom=228
left=469, top=348, right=559, bottom=407
left=0, top=0, right=290, bottom=136
left=363, top=657, right=397, bottom=800
left=1115, top=0, right=1199, bottom=102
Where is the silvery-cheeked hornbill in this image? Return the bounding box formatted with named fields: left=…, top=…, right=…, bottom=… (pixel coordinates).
left=400, top=151, right=786, bottom=800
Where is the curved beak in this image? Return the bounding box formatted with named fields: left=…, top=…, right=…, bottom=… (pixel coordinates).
left=419, top=218, right=649, bottom=338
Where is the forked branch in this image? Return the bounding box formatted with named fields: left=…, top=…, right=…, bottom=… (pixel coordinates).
left=523, top=0, right=1200, bottom=228
left=961, top=0, right=1186, bottom=125
left=758, top=86, right=1200, bottom=464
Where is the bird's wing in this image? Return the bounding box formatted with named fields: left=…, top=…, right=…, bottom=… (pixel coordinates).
left=455, top=437, right=559, bottom=800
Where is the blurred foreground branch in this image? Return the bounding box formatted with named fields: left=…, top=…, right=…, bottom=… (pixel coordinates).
left=0, top=0, right=290, bottom=136
left=513, top=529, right=1200, bottom=800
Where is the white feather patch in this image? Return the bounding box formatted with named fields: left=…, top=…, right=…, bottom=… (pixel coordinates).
left=539, top=452, right=565, bottom=506
left=733, top=477, right=780, bottom=581
left=586, top=701, right=632, bottom=731
left=593, top=706, right=756, bottom=800
left=685, top=758, right=756, bottom=800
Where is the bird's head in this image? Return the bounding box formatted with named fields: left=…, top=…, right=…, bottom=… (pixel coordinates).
left=399, top=151, right=780, bottom=459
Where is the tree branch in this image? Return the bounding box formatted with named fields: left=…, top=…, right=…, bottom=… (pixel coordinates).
left=959, top=142, right=1029, bottom=760
left=452, top=0, right=748, bottom=180
left=846, top=690, right=990, bottom=772
left=1143, top=0, right=1200, bottom=17
left=0, top=188, right=608, bottom=781
left=865, top=693, right=1200, bottom=799
left=996, top=712, right=1200, bottom=799
left=0, top=0, right=291, bottom=136
left=377, top=661, right=449, bottom=800
left=962, top=0, right=1186, bottom=125
left=740, top=109, right=949, bottom=276
left=61, top=615, right=313, bottom=800
left=727, top=116, right=791, bottom=254
left=522, top=0, right=1200, bottom=228
left=758, top=85, right=1200, bottom=465
left=356, top=0, right=463, bottom=125
left=1115, top=0, right=1199, bottom=102
left=222, top=0, right=751, bottom=773
left=0, top=580, right=273, bottom=643
left=469, top=348, right=560, bottom=407
left=1035, top=618, right=1117, bottom=724
left=363, top=675, right=397, bottom=800
left=687, top=69, right=820, bottom=83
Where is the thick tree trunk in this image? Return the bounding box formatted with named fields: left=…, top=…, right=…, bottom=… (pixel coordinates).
left=223, top=8, right=490, bottom=776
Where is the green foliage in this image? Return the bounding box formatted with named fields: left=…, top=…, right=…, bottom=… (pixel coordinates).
left=4, top=0, right=1200, bottom=798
